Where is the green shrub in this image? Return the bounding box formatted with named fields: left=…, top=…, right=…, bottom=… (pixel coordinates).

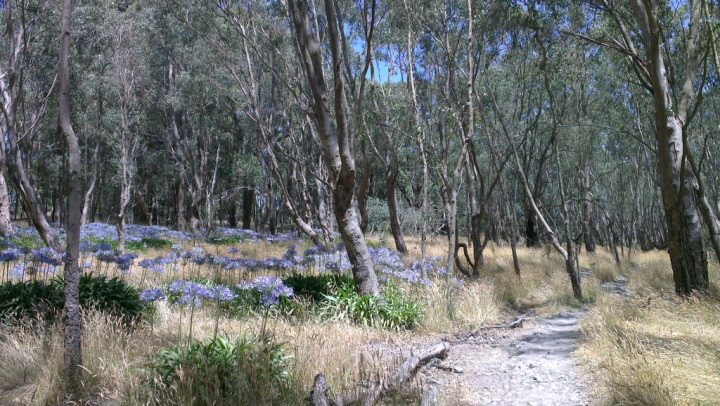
left=282, top=273, right=353, bottom=303
left=0, top=273, right=144, bottom=322
left=0, top=279, right=62, bottom=321
left=148, top=335, right=296, bottom=405
left=8, top=234, right=44, bottom=251
left=84, top=237, right=119, bottom=250
left=127, top=237, right=174, bottom=251
left=206, top=236, right=245, bottom=245
left=321, top=279, right=422, bottom=330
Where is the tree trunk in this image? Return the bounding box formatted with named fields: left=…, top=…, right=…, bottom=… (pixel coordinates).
left=0, top=140, right=14, bottom=236
left=524, top=201, right=539, bottom=247
left=615, top=0, right=709, bottom=295
left=443, top=188, right=459, bottom=276
left=81, top=140, right=100, bottom=225
left=581, top=162, right=595, bottom=252
left=176, top=177, right=186, bottom=231
left=288, top=0, right=380, bottom=295
left=242, top=184, right=253, bottom=229
left=657, top=133, right=708, bottom=294
left=387, top=160, right=407, bottom=253
left=357, top=141, right=370, bottom=234
left=58, top=0, right=83, bottom=395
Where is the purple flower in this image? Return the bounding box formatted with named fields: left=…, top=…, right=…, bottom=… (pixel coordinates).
left=0, top=248, right=23, bottom=262
left=140, top=288, right=166, bottom=303
left=168, top=279, right=231, bottom=307
left=210, top=286, right=237, bottom=302
left=238, top=275, right=293, bottom=306
left=32, top=248, right=62, bottom=266
left=116, top=253, right=138, bottom=271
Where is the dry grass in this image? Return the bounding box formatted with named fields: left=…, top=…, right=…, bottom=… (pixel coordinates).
left=0, top=235, right=627, bottom=404
left=418, top=279, right=502, bottom=332
left=579, top=250, right=720, bottom=405
left=0, top=303, right=406, bottom=405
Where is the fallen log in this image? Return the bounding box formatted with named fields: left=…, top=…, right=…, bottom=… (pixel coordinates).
left=309, top=342, right=451, bottom=406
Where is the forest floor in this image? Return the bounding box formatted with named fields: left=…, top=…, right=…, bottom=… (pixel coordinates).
left=415, top=276, right=630, bottom=405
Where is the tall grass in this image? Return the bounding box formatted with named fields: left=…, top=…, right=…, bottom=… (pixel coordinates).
left=579, top=251, right=720, bottom=405
left=0, top=235, right=632, bottom=404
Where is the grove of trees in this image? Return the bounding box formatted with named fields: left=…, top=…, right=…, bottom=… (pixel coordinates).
left=1, top=0, right=719, bottom=395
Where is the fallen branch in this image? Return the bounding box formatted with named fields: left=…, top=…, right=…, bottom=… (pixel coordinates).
left=309, top=342, right=451, bottom=406
left=452, top=317, right=525, bottom=342
left=428, top=359, right=464, bottom=374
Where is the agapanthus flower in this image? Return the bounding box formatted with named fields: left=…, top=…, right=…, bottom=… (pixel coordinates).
left=0, top=247, right=22, bottom=262
left=116, top=253, right=138, bottom=271
left=32, top=247, right=62, bottom=266
left=238, top=275, right=293, bottom=306
left=168, top=280, right=218, bottom=307
left=209, top=285, right=237, bottom=302
left=96, top=250, right=117, bottom=264
left=140, top=288, right=166, bottom=304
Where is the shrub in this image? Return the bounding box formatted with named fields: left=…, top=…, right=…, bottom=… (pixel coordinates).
left=0, top=273, right=144, bottom=322
left=321, top=278, right=422, bottom=330
left=127, top=237, right=174, bottom=251
left=0, top=279, right=62, bottom=321
left=206, top=235, right=245, bottom=245
left=148, top=335, right=296, bottom=405
left=282, top=273, right=353, bottom=303
left=8, top=234, right=44, bottom=251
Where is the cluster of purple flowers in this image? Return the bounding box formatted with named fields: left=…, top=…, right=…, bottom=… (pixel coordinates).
left=0, top=247, right=23, bottom=262
left=368, top=247, right=406, bottom=269
left=32, top=247, right=63, bottom=266
left=140, top=287, right=166, bottom=304
left=238, top=276, right=294, bottom=306
left=221, top=257, right=295, bottom=272
left=211, top=227, right=300, bottom=243
left=139, top=253, right=179, bottom=273
left=379, top=268, right=432, bottom=286
left=181, top=247, right=208, bottom=265
left=168, top=280, right=238, bottom=307
left=94, top=249, right=138, bottom=271
left=82, top=222, right=191, bottom=243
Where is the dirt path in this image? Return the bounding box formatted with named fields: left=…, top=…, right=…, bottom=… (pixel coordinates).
left=421, top=309, right=589, bottom=405
left=418, top=277, right=629, bottom=405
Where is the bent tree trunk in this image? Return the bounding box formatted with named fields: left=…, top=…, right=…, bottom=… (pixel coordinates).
left=288, top=0, right=380, bottom=295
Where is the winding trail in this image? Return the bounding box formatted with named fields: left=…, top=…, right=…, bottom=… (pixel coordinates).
left=420, top=276, right=629, bottom=405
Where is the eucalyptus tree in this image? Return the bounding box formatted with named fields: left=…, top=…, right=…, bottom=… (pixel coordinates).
left=58, top=0, right=83, bottom=394
left=592, top=0, right=710, bottom=294
left=210, top=0, right=324, bottom=245
left=287, top=0, right=381, bottom=295
left=0, top=0, right=60, bottom=248
left=399, top=0, right=433, bottom=271
left=110, top=6, right=145, bottom=253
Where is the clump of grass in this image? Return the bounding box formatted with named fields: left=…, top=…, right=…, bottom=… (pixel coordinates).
left=146, top=335, right=298, bottom=405
left=592, top=262, right=620, bottom=283
left=580, top=252, right=720, bottom=405
left=321, top=280, right=423, bottom=330
left=419, top=279, right=501, bottom=332
left=0, top=310, right=155, bottom=405
left=493, top=272, right=532, bottom=308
